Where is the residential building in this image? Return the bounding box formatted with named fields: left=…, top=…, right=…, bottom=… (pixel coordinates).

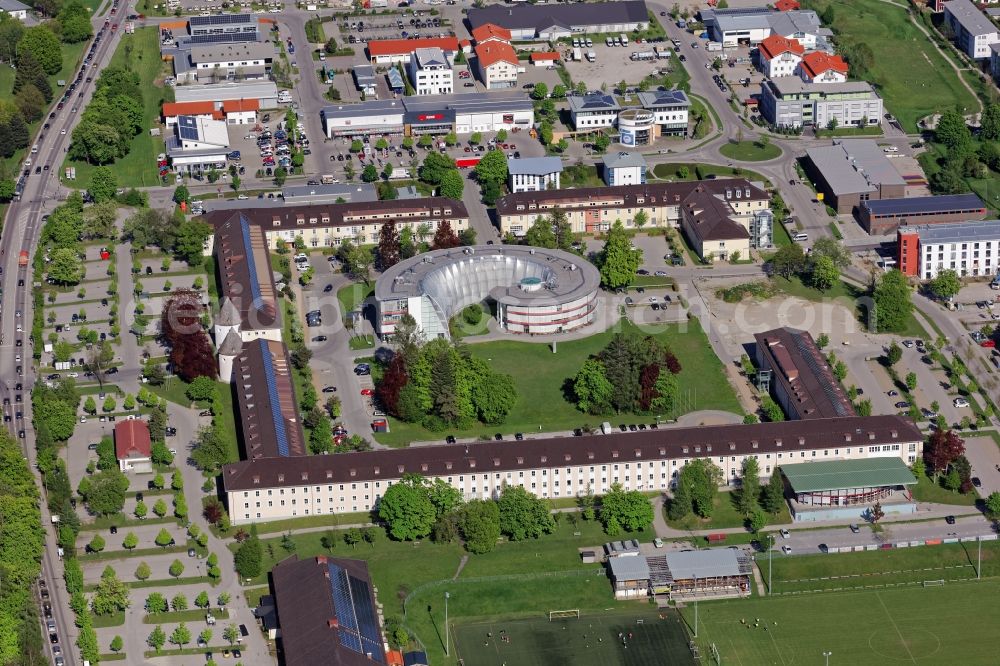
left=897, top=220, right=1000, bottom=279
left=636, top=90, right=691, bottom=137
left=754, top=327, right=856, bottom=421
left=470, top=23, right=512, bottom=46
left=375, top=245, right=601, bottom=339
left=944, top=0, right=1000, bottom=59
left=507, top=156, right=563, bottom=193
left=496, top=179, right=769, bottom=238
left=756, top=34, right=804, bottom=78
left=221, top=98, right=258, bottom=124
left=366, top=36, right=459, bottom=64
left=114, top=420, right=152, bottom=473
left=270, top=555, right=387, bottom=666
left=475, top=41, right=519, bottom=89
left=468, top=1, right=649, bottom=41
left=221, top=415, right=923, bottom=524
left=678, top=187, right=755, bottom=261
left=797, top=51, right=848, bottom=83
left=991, top=42, right=1000, bottom=83
left=568, top=93, right=621, bottom=130
left=760, top=77, right=883, bottom=130
left=172, top=81, right=279, bottom=108
left=0, top=0, right=29, bottom=20
left=602, top=152, right=648, bottom=186
left=702, top=7, right=831, bottom=49
left=408, top=47, right=453, bottom=95
left=858, top=193, right=987, bottom=235
left=803, top=140, right=906, bottom=214
left=188, top=42, right=273, bottom=81
left=165, top=115, right=230, bottom=174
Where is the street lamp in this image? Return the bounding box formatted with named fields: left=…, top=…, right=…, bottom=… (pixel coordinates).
left=444, top=591, right=450, bottom=657
left=823, top=651, right=832, bottom=666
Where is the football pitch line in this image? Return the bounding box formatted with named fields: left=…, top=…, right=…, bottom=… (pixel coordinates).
left=874, top=591, right=916, bottom=664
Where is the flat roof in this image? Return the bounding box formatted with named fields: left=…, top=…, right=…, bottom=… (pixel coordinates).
left=899, top=219, right=1000, bottom=244
left=173, top=81, right=277, bottom=103
left=664, top=549, right=744, bottom=580
left=188, top=12, right=257, bottom=27
left=768, top=77, right=879, bottom=97
left=468, top=1, right=649, bottom=32
left=944, top=0, right=997, bottom=37
left=781, top=457, right=916, bottom=493
left=507, top=156, right=564, bottom=176
left=321, top=92, right=533, bottom=121
left=863, top=193, right=986, bottom=216
left=568, top=93, right=620, bottom=113
left=806, top=140, right=905, bottom=196
left=755, top=327, right=855, bottom=419
left=190, top=42, right=274, bottom=63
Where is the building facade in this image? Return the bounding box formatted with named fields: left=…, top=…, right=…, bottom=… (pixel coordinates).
left=568, top=93, right=621, bottom=130
left=797, top=51, right=848, bottom=83
left=366, top=36, right=459, bottom=64
left=507, top=157, right=563, bottom=193
left=897, top=220, right=1000, bottom=279
left=858, top=193, right=987, bottom=235
left=467, top=1, right=649, bottom=41
left=475, top=41, right=520, bottom=89
left=756, top=34, right=803, bottom=78
left=221, top=415, right=923, bottom=524
left=760, top=78, right=883, bottom=129
left=636, top=90, right=690, bottom=137
left=408, top=47, right=453, bottom=95
left=944, top=0, right=1000, bottom=59
left=803, top=140, right=905, bottom=214
left=602, top=152, right=648, bottom=186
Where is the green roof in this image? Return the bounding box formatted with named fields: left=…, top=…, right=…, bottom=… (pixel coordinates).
left=780, top=458, right=916, bottom=493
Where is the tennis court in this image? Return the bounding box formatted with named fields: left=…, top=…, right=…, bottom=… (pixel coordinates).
left=452, top=608, right=696, bottom=666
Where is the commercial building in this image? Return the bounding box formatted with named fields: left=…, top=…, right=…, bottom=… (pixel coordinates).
left=760, top=77, right=883, bottom=130
left=615, top=109, right=656, bottom=146
left=635, top=89, right=690, bottom=137
left=943, top=0, right=1000, bottom=59
left=114, top=420, right=152, bottom=473
left=781, top=457, right=917, bottom=522
left=530, top=51, right=561, bottom=66
left=188, top=12, right=260, bottom=37
left=756, top=34, right=803, bottom=79
left=471, top=23, right=512, bottom=46
left=173, top=81, right=279, bottom=108
left=474, top=41, right=520, bottom=89
left=186, top=42, right=273, bottom=82
left=320, top=93, right=534, bottom=138
left=374, top=245, right=600, bottom=339
left=602, top=152, right=647, bottom=186
left=201, top=184, right=379, bottom=213
left=802, top=140, right=905, bottom=214
left=858, top=193, right=987, bottom=235
left=754, top=327, right=855, bottom=421
left=567, top=93, right=621, bottom=130
left=161, top=99, right=259, bottom=126
left=0, top=0, right=30, bottom=20
left=495, top=179, right=770, bottom=242
left=408, top=47, right=453, bottom=95
left=353, top=65, right=378, bottom=97
left=165, top=115, right=231, bottom=174
left=366, top=36, right=459, bottom=64
left=467, top=1, right=650, bottom=41
left=220, top=415, right=923, bottom=524
left=271, top=555, right=387, bottom=666
left=702, top=7, right=830, bottom=49
left=897, top=219, right=1000, bottom=279
left=507, top=156, right=563, bottom=193
left=797, top=51, right=848, bottom=83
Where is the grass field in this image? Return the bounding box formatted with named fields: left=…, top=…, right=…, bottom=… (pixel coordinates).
left=802, top=0, right=979, bottom=131
left=62, top=27, right=168, bottom=190
left=337, top=282, right=374, bottom=320
left=683, top=582, right=1000, bottom=665
left=650, top=162, right=772, bottom=187
left=373, top=319, right=744, bottom=446
left=909, top=474, right=978, bottom=506
left=718, top=141, right=782, bottom=162
left=666, top=490, right=792, bottom=531
left=453, top=609, right=694, bottom=666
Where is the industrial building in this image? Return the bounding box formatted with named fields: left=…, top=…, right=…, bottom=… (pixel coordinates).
left=802, top=140, right=905, bottom=214
left=165, top=115, right=231, bottom=174
left=858, top=193, right=987, bottom=235
left=467, top=1, right=650, bottom=41
left=702, top=7, right=830, bottom=49
left=897, top=219, right=1000, bottom=279
left=172, top=80, right=279, bottom=108
left=374, top=245, right=601, bottom=339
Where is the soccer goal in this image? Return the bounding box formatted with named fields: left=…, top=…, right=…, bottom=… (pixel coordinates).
left=549, top=609, right=581, bottom=621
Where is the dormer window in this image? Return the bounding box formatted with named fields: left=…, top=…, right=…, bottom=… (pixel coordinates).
left=564, top=454, right=572, bottom=462
left=398, top=465, right=405, bottom=474
left=272, top=220, right=280, bottom=227
left=469, top=459, right=476, bottom=468
left=540, top=456, right=547, bottom=463
left=296, top=217, right=305, bottom=225
left=752, top=441, right=758, bottom=449
left=658, top=448, right=666, bottom=456
left=869, top=432, right=876, bottom=440
left=446, top=462, right=453, bottom=470
left=516, top=456, right=524, bottom=465
left=845, top=433, right=852, bottom=442
left=373, top=467, right=380, bottom=475
left=634, top=449, right=641, bottom=458
left=301, top=473, right=308, bottom=481
left=493, top=458, right=500, bottom=467
left=326, top=471, right=333, bottom=479
left=350, top=469, right=357, bottom=477
left=277, top=474, right=284, bottom=483
left=253, top=476, right=260, bottom=484
left=421, top=463, right=428, bottom=472
left=729, top=443, right=736, bottom=451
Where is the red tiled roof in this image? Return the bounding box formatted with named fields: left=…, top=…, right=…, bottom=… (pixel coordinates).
left=774, top=0, right=800, bottom=11
left=475, top=41, right=518, bottom=68
left=114, top=420, right=151, bottom=460
left=367, top=36, right=459, bottom=57
left=758, top=35, right=804, bottom=60
left=471, top=23, right=511, bottom=43
left=530, top=51, right=560, bottom=62
left=800, top=51, right=848, bottom=78
left=223, top=98, right=260, bottom=113
left=162, top=101, right=217, bottom=118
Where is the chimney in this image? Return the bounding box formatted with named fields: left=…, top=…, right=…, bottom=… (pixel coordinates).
left=328, top=618, right=340, bottom=629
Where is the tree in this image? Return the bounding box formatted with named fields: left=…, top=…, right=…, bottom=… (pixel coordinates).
left=679, top=459, right=723, bottom=518
left=155, top=528, right=173, bottom=548
left=161, top=290, right=217, bottom=381
left=855, top=398, right=873, bottom=416
left=379, top=475, right=436, bottom=540
left=169, top=559, right=185, bottom=578
left=762, top=468, right=785, bottom=513
left=431, top=220, right=461, bottom=250
left=769, top=243, right=805, bottom=278
left=924, top=429, right=965, bottom=479
left=362, top=163, right=379, bottom=182
left=234, top=537, right=263, bottom=578
left=110, top=635, right=123, bottom=654
left=811, top=237, right=851, bottom=268
left=19, top=26, right=62, bottom=74
left=600, top=483, right=654, bottom=533
left=153, top=498, right=168, bottom=518
left=186, top=376, right=217, bottom=402
left=459, top=499, right=501, bottom=554
left=89, top=166, right=118, bottom=203
left=85, top=469, right=129, bottom=515
left=871, top=270, right=912, bottom=333
left=470, top=371, right=517, bottom=424
left=171, top=593, right=188, bottom=611
left=439, top=168, right=464, bottom=200
left=928, top=269, right=961, bottom=301
left=195, top=591, right=210, bottom=609
left=869, top=500, right=885, bottom=524
left=148, top=626, right=166, bottom=652
left=170, top=623, right=192, bottom=648
left=92, top=571, right=130, bottom=615
left=474, top=149, right=508, bottom=184
left=935, top=108, right=971, bottom=150
left=497, top=485, right=555, bottom=541
left=905, top=371, right=918, bottom=391
left=377, top=221, right=401, bottom=270
left=135, top=500, right=148, bottom=519
left=88, top=534, right=105, bottom=553
left=48, top=247, right=85, bottom=285
left=737, top=457, right=761, bottom=516
left=985, top=491, right=1000, bottom=519
left=122, top=532, right=138, bottom=551
left=808, top=255, right=839, bottom=291
left=523, top=216, right=557, bottom=248
left=15, top=82, right=45, bottom=122
left=420, top=151, right=457, bottom=185
left=748, top=508, right=767, bottom=534
left=598, top=221, right=641, bottom=289
left=668, top=476, right=693, bottom=520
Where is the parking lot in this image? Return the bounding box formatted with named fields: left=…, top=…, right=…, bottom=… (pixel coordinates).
left=335, top=11, right=451, bottom=42
left=562, top=41, right=671, bottom=90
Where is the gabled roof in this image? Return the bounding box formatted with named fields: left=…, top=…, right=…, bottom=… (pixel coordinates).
left=367, top=36, right=458, bottom=57
left=757, top=34, right=803, bottom=60
left=114, top=420, right=151, bottom=461
left=468, top=1, right=648, bottom=32
left=475, top=40, right=518, bottom=68
left=162, top=100, right=218, bottom=118
left=567, top=93, right=620, bottom=113
left=799, top=51, right=848, bottom=78
left=507, top=156, right=564, bottom=176
left=530, top=51, right=560, bottom=62
left=681, top=189, right=751, bottom=242
left=774, top=0, right=800, bottom=11
left=636, top=89, right=690, bottom=108
left=223, top=98, right=260, bottom=113
left=471, top=23, right=512, bottom=43
left=781, top=457, right=916, bottom=493
left=603, top=151, right=648, bottom=171
left=0, top=0, right=30, bottom=12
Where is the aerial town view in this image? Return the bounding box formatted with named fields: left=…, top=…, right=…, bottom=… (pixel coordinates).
left=5, top=0, right=1000, bottom=663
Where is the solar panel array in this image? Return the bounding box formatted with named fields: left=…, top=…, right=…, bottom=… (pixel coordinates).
left=190, top=13, right=256, bottom=26
left=792, top=331, right=851, bottom=416
left=177, top=116, right=200, bottom=141
left=327, top=562, right=386, bottom=663
left=238, top=217, right=263, bottom=304
left=190, top=32, right=258, bottom=44
left=257, top=339, right=291, bottom=456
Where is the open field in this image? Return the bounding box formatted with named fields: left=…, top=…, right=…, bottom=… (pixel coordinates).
left=684, top=581, right=1000, bottom=665
left=453, top=609, right=694, bottom=666
left=373, top=319, right=743, bottom=446
left=803, top=0, right=979, bottom=131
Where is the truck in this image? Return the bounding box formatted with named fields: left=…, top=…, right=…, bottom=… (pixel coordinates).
left=586, top=50, right=596, bottom=62
left=320, top=174, right=337, bottom=184
left=654, top=46, right=672, bottom=59
left=619, top=33, right=629, bottom=47
left=630, top=51, right=656, bottom=61
left=573, top=46, right=582, bottom=61
left=707, top=41, right=723, bottom=52
left=18, top=250, right=28, bottom=267
left=455, top=157, right=481, bottom=169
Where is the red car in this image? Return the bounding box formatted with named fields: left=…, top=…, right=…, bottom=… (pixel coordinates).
left=360, top=388, right=374, bottom=396
left=111, top=23, right=118, bottom=30
left=982, top=339, right=996, bottom=348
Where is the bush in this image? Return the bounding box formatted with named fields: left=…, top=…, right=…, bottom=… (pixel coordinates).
left=461, top=304, right=482, bottom=326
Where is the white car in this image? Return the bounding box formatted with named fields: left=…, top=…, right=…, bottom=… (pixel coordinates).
left=237, top=194, right=248, bottom=200
left=79, top=416, right=87, bottom=423
left=60, top=129, right=66, bottom=135
left=66, top=372, right=79, bottom=378
left=779, top=528, right=790, bottom=539
left=781, top=545, right=792, bottom=555
left=954, top=397, right=970, bottom=408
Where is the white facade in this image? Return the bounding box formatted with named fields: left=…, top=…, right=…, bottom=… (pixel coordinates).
left=407, top=48, right=454, bottom=95
left=571, top=108, right=617, bottom=129
left=800, top=67, right=847, bottom=83
left=225, top=108, right=257, bottom=125
left=510, top=170, right=560, bottom=193
left=0, top=0, right=28, bottom=20
left=904, top=222, right=1000, bottom=279
left=454, top=108, right=533, bottom=133
left=944, top=0, right=1000, bottom=59
left=762, top=50, right=801, bottom=78
left=479, top=59, right=519, bottom=90
left=605, top=164, right=645, bottom=186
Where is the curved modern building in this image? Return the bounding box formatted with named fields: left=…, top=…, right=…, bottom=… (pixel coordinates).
left=617, top=108, right=655, bottom=146
left=374, top=245, right=601, bottom=339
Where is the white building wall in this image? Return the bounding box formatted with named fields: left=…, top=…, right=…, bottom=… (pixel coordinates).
left=509, top=171, right=560, bottom=193
left=918, top=238, right=1000, bottom=279
left=572, top=110, right=617, bottom=129
left=763, top=52, right=801, bottom=78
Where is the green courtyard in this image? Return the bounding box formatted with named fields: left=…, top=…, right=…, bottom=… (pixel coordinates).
left=372, top=319, right=744, bottom=446
left=718, top=141, right=782, bottom=162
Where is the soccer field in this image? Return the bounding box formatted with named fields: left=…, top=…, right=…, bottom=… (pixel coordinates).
left=682, top=581, right=1000, bottom=665
left=453, top=609, right=695, bottom=666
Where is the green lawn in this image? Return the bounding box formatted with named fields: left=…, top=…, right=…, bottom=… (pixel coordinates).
left=337, top=282, right=374, bottom=319
left=718, top=141, right=782, bottom=162
left=802, top=0, right=979, bottom=131
left=665, top=490, right=792, bottom=532
left=921, top=141, right=1000, bottom=215
left=147, top=377, right=197, bottom=408
left=909, top=474, right=979, bottom=506
left=62, top=27, right=168, bottom=190
left=373, top=319, right=743, bottom=446
left=650, top=162, right=772, bottom=188
left=683, top=582, right=1000, bottom=665
left=244, top=510, right=374, bottom=535
left=90, top=611, right=125, bottom=628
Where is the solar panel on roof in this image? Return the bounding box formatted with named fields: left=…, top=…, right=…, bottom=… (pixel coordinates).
left=177, top=116, right=200, bottom=141
left=326, top=563, right=386, bottom=662
left=257, top=339, right=290, bottom=457
left=190, top=31, right=258, bottom=44
left=190, top=12, right=255, bottom=26
left=349, top=575, right=384, bottom=661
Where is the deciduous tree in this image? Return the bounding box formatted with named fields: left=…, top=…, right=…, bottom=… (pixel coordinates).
left=597, top=221, right=641, bottom=289
left=460, top=499, right=501, bottom=554
left=600, top=483, right=654, bottom=533
left=378, top=474, right=436, bottom=540
left=497, top=485, right=555, bottom=541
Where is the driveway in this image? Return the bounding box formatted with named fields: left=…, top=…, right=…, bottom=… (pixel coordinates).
left=963, top=435, right=1000, bottom=497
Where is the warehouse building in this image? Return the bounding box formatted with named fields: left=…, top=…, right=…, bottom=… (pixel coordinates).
left=468, top=1, right=650, bottom=41
left=702, top=7, right=830, bottom=49
left=802, top=139, right=905, bottom=214
left=897, top=219, right=1000, bottom=279
left=858, top=193, right=987, bottom=235
left=173, top=80, right=279, bottom=108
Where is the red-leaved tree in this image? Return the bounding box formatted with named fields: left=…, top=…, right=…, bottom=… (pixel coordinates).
left=638, top=364, right=660, bottom=411
left=161, top=290, right=218, bottom=382
left=377, top=356, right=408, bottom=416
left=431, top=220, right=461, bottom=250
left=924, top=429, right=965, bottom=480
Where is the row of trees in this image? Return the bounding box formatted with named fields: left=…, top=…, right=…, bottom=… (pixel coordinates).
left=123, top=205, right=212, bottom=266
left=768, top=236, right=850, bottom=292
left=667, top=458, right=785, bottom=525
left=572, top=332, right=682, bottom=416
left=473, top=148, right=508, bottom=206
left=927, top=105, right=1000, bottom=195
left=377, top=317, right=519, bottom=429
left=69, top=65, right=145, bottom=165
left=519, top=209, right=574, bottom=252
